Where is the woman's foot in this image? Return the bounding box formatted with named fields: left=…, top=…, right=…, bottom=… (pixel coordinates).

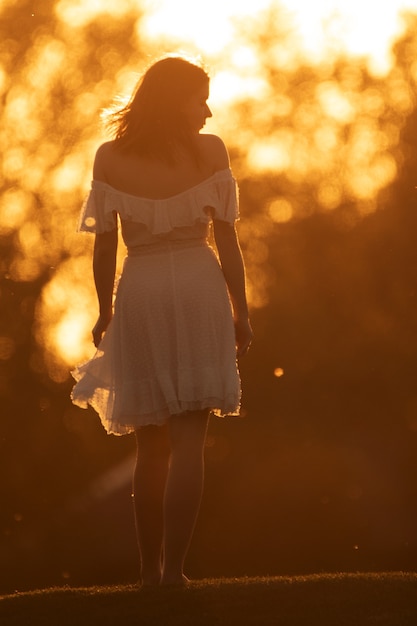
left=160, top=574, right=189, bottom=587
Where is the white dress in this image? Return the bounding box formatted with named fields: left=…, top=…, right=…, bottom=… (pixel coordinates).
left=71, top=168, right=241, bottom=435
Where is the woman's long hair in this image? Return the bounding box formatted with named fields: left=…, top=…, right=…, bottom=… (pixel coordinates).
left=106, top=55, right=209, bottom=162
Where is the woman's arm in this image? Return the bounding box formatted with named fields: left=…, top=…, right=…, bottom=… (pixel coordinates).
left=213, top=219, right=253, bottom=357
left=91, top=227, right=118, bottom=347
left=89, top=143, right=118, bottom=347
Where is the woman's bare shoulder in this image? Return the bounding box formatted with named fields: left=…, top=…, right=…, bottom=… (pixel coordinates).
left=93, top=141, right=117, bottom=181
left=197, top=134, right=230, bottom=172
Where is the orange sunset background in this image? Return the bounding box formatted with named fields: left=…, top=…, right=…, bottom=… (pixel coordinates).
left=1, top=0, right=417, bottom=591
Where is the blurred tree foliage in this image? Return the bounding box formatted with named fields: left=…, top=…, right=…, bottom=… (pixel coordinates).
left=1, top=0, right=417, bottom=592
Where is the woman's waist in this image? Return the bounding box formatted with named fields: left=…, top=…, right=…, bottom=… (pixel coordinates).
left=127, top=237, right=208, bottom=256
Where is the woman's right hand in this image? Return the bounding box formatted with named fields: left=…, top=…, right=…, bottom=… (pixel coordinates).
left=235, top=318, right=253, bottom=358
left=92, top=311, right=112, bottom=348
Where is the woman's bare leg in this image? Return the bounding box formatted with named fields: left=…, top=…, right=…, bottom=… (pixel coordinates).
left=133, top=425, right=170, bottom=585
left=161, top=409, right=210, bottom=585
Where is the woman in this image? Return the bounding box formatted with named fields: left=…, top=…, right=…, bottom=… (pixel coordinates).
left=71, top=54, right=252, bottom=586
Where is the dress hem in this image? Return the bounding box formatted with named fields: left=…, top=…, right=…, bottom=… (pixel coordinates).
left=71, top=392, right=241, bottom=436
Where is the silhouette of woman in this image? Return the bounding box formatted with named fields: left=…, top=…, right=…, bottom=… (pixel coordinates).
left=71, top=54, right=252, bottom=586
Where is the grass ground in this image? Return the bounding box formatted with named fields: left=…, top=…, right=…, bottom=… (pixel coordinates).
left=1, top=572, right=416, bottom=626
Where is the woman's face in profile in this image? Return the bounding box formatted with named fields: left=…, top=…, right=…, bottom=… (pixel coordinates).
left=182, top=82, right=212, bottom=133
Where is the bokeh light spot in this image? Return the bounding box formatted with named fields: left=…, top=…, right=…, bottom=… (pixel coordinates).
left=316, top=82, right=355, bottom=123
left=18, top=222, right=42, bottom=256
left=52, top=155, right=88, bottom=194
left=248, top=139, right=291, bottom=173
left=317, top=182, right=342, bottom=211
left=55, top=0, right=136, bottom=27
left=10, top=257, right=43, bottom=282
left=269, top=198, right=293, bottom=224
left=0, top=189, right=34, bottom=235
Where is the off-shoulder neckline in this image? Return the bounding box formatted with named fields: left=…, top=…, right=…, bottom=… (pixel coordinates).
left=91, top=168, right=233, bottom=202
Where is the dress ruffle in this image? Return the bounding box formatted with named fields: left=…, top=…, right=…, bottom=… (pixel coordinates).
left=78, top=168, right=239, bottom=234
left=72, top=352, right=240, bottom=435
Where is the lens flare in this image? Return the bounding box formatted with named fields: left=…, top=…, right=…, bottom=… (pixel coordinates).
left=278, top=0, right=417, bottom=76
left=140, top=0, right=416, bottom=78
left=138, top=0, right=271, bottom=54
